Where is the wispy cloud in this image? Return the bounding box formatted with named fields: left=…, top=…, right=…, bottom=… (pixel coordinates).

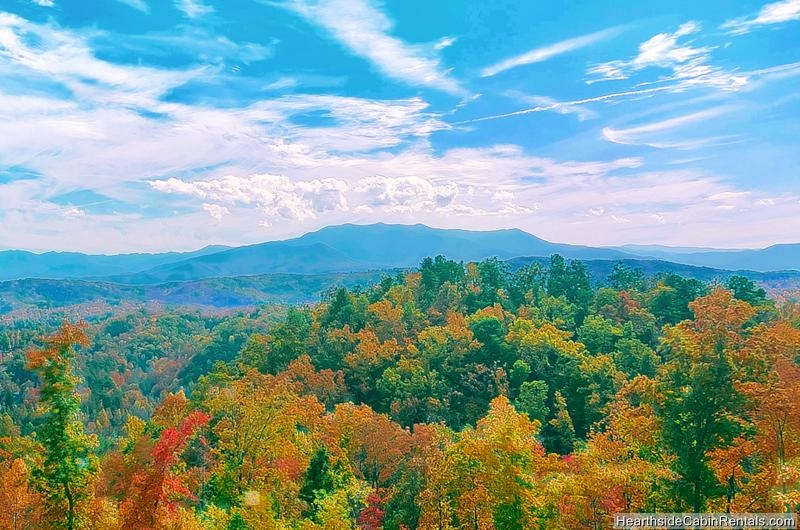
left=433, top=36, right=457, bottom=50
left=1, top=9, right=798, bottom=252
left=454, top=86, right=676, bottom=124
left=481, top=26, right=622, bottom=77
left=504, top=92, right=598, bottom=121
left=587, top=22, right=747, bottom=91
left=175, top=0, right=214, bottom=18
left=721, top=0, right=800, bottom=34
left=31, top=0, right=54, bottom=6
left=0, top=13, right=200, bottom=110
left=101, top=26, right=275, bottom=66
left=274, top=0, right=466, bottom=96
left=602, top=107, right=738, bottom=149
left=115, top=0, right=150, bottom=13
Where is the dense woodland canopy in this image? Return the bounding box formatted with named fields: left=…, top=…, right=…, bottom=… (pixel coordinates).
left=0, top=255, right=798, bottom=529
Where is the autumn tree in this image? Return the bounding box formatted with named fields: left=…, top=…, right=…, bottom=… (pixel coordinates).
left=27, top=322, right=98, bottom=530
left=656, top=288, right=756, bottom=511
left=0, top=457, right=41, bottom=529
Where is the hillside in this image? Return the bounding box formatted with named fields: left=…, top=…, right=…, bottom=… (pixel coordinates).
left=2, top=255, right=798, bottom=319
left=0, top=270, right=397, bottom=318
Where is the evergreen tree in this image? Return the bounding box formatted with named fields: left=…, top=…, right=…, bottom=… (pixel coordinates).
left=300, top=447, right=336, bottom=519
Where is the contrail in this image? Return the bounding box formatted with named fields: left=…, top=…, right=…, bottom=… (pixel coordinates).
left=451, top=85, right=677, bottom=125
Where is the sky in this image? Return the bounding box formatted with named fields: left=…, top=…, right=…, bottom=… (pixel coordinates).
left=1, top=0, right=799, bottom=253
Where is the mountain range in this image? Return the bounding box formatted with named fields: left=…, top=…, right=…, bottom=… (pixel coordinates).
left=1, top=223, right=799, bottom=284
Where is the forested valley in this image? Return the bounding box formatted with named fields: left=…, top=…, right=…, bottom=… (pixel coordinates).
left=1, top=255, right=798, bottom=529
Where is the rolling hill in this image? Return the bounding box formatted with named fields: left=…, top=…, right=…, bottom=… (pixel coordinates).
left=2, top=257, right=798, bottom=320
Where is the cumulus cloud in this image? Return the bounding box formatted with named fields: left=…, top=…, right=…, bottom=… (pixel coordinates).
left=63, top=207, right=85, bottom=218
left=1, top=12, right=798, bottom=252
left=355, top=176, right=459, bottom=212
left=150, top=172, right=538, bottom=222
left=151, top=174, right=349, bottom=222
left=275, top=0, right=466, bottom=96
left=202, top=203, right=230, bottom=220
left=721, top=0, right=800, bottom=34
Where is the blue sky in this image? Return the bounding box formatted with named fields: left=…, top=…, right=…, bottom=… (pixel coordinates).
left=1, top=0, right=799, bottom=252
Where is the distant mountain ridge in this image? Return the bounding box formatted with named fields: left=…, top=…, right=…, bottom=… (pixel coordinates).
left=0, top=245, right=231, bottom=281
left=634, top=243, right=800, bottom=272
left=104, top=223, right=636, bottom=284
left=1, top=223, right=798, bottom=283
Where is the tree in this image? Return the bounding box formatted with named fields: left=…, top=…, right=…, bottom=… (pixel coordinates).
left=649, top=274, right=705, bottom=325
left=726, top=276, right=769, bottom=307
left=547, top=255, right=592, bottom=325
left=357, top=490, right=386, bottom=530
left=418, top=256, right=465, bottom=311
left=656, top=288, right=755, bottom=511
left=300, top=448, right=336, bottom=518
left=0, top=457, right=41, bottom=529
left=331, top=403, right=411, bottom=490
left=515, top=381, right=549, bottom=425
left=608, top=262, right=646, bottom=292
left=547, top=392, right=576, bottom=455
left=27, top=322, right=98, bottom=530
left=120, top=409, right=210, bottom=529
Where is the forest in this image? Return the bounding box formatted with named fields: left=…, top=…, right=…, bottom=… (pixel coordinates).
left=0, top=255, right=798, bottom=529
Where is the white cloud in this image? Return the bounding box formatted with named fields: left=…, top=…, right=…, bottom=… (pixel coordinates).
left=31, top=0, right=55, bottom=6
left=1, top=13, right=798, bottom=252
left=264, top=77, right=300, bottom=90
left=632, top=21, right=705, bottom=68
left=151, top=174, right=349, bottom=222
left=585, top=63, right=627, bottom=82
left=721, top=0, right=800, bottom=34
left=433, top=36, right=457, bottom=50
left=276, top=0, right=466, bottom=96
left=63, top=207, right=85, bottom=218
left=355, top=176, right=459, bottom=212
left=505, top=92, right=598, bottom=121
left=0, top=13, right=202, bottom=109
left=108, top=27, right=274, bottom=66
left=115, top=0, right=150, bottom=13
left=586, top=22, right=747, bottom=91
left=481, top=26, right=621, bottom=77
left=202, top=203, right=230, bottom=220
left=455, top=86, right=677, bottom=124
left=175, top=0, right=214, bottom=18
left=601, top=106, right=736, bottom=148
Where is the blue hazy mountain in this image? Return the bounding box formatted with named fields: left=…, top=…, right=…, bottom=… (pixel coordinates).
left=0, top=245, right=231, bottom=281
left=614, top=243, right=800, bottom=272
left=1, top=223, right=799, bottom=283
left=115, top=223, right=634, bottom=283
